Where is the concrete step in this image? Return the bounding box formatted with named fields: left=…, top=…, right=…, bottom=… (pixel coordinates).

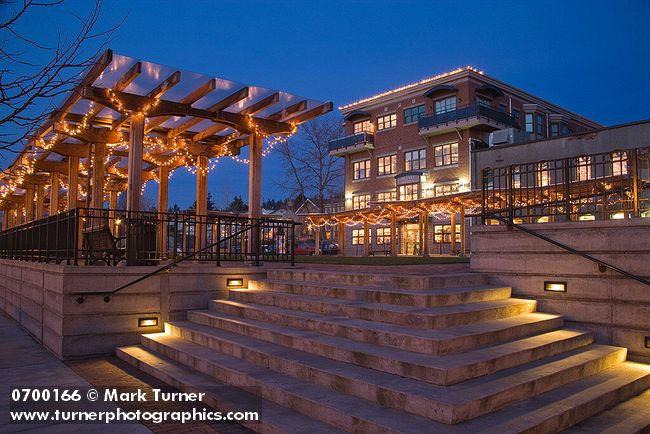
left=266, top=268, right=488, bottom=290
left=209, top=296, right=563, bottom=355
left=561, top=388, right=650, bottom=434
left=249, top=279, right=512, bottom=307
left=117, top=345, right=345, bottom=434
left=226, top=290, right=537, bottom=329
left=166, top=319, right=628, bottom=424
left=189, top=309, right=594, bottom=385
left=131, top=333, right=650, bottom=433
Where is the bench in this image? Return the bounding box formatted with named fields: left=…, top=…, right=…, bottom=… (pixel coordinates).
left=82, top=224, right=124, bottom=265
left=368, top=249, right=391, bottom=256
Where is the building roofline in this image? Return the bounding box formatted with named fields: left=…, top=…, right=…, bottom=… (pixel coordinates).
left=473, top=118, right=650, bottom=154
left=339, top=67, right=602, bottom=129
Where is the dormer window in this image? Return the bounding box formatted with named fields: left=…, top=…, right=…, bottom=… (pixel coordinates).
left=353, top=120, right=373, bottom=134
left=476, top=95, right=492, bottom=108
left=435, top=97, right=456, bottom=115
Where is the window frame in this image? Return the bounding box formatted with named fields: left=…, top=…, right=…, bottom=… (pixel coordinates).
left=403, top=104, right=426, bottom=124
left=404, top=148, right=426, bottom=171
left=433, top=183, right=460, bottom=197
left=351, top=229, right=365, bottom=245
left=377, top=190, right=397, bottom=202
left=377, top=154, right=397, bottom=176
left=433, top=142, right=459, bottom=167
left=399, top=183, right=419, bottom=201
left=352, top=194, right=371, bottom=210
left=377, top=113, right=397, bottom=131
left=434, top=96, right=457, bottom=115
left=376, top=227, right=391, bottom=245
left=352, top=159, right=371, bottom=180
left=353, top=120, right=373, bottom=134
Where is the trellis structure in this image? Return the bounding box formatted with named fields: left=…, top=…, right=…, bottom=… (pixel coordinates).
left=305, top=192, right=481, bottom=256
left=0, top=50, right=332, bottom=235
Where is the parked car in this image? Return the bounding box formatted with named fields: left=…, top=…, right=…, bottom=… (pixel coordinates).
left=294, top=239, right=316, bottom=255
left=320, top=241, right=339, bottom=255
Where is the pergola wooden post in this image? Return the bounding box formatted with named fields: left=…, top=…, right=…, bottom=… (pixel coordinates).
left=390, top=210, right=397, bottom=256
left=24, top=186, right=34, bottom=222
left=91, top=143, right=105, bottom=209
left=49, top=172, right=60, bottom=215
left=421, top=208, right=429, bottom=257
left=363, top=220, right=370, bottom=256
left=314, top=224, right=321, bottom=255
left=459, top=204, right=467, bottom=256
left=195, top=156, right=208, bottom=252
left=35, top=184, right=45, bottom=219
left=338, top=221, right=346, bottom=256
left=126, top=113, right=145, bottom=212
left=67, top=156, right=79, bottom=210
left=157, top=166, right=169, bottom=258
left=248, top=133, right=263, bottom=220
left=450, top=210, right=457, bottom=255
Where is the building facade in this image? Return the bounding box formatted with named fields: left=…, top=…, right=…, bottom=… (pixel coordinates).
left=329, top=66, right=601, bottom=255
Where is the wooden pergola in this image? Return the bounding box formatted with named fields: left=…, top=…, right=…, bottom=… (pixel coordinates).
left=0, top=49, right=332, bottom=230
left=305, top=192, right=481, bottom=257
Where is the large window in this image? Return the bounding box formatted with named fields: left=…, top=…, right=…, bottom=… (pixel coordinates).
left=352, top=194, right=370, bottom=210
left=404, top=148, right=426, bottom=171
left=611, top=151, right=628, bottom=176
left=353, top=120, right=372, bottom=134
left=538, top=162, right=550, bottom=187
left=434, top=183, right=459, bottom=197
left=433, top=224, right=461, bottom=243
left=377, top=154, right=397, bottom=176
left=352, top=159, right=371, bottom=180
left=376, top=227, right=391, bottom=245
left=575, top=156, right=592, bottom=181
left=525, top=113, right=534, bottom=133
left=435, top=96, right=456, bottom=114
left=377, top=190, right=397, bottom=202
left=433, top=142, right=458, bottom=167
left=351, top=229, right=365, bottom=245
left=399, top=183, right=418, bottom=201
left=536, top=114, right=544, bottom=136
left=377, top=113, right=397, bottom=130
left=404, top=105, right=426, bottom=124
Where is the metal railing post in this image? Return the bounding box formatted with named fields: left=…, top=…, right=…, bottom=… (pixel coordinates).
left=216, top=219, right=221, bottom=267
left=291, top=223, right=295, bottom=267
left=631, top=150, right=640, bottom=217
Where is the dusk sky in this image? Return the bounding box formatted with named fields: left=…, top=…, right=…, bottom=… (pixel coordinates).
left=8, top=0, right=650, bottom=208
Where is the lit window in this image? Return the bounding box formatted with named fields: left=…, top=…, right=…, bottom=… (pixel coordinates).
left=404, top=105, right=426, bottom=124
left=476, top=96, right=491, bottom=108
left=611, top=152, right=628, bottom=176
left=353, top=159, right=371, bottom=180
left=434, top=183, right=459, bottom=196
left=576, top=157, right=592, bottom=181
left=399, top=183, right=418, bottom=201
left=377, top=190, right=397, bottom=202
left=538, top=162, right=550, bottom=186
left=352, top=194, right=370, bottom=210
left=376, top=227, right=391, bottom=245
left=513, top=166, right=521, bottom=188
left=353, top=120, right=372, bottom=134
left=525, top=114, right=534, bottom=133
left=377, top=113, right=397, bottom=130
left=434, top=143, right=458, bottom=167
left=433, top=224, right=460, bottom=243
left=435, top=97, right=456, bottom=114
left=351, top=229, right=365, bottom=245
left=404, top=148, right=426, bottom=171
left=377, top=154, right=397, bottom=176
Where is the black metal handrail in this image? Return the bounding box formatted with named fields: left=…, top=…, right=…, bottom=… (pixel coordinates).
left=71, top=219, right=297, bottom=303
left=328, top=131, right=374, bottom=152
left=487, top=213, right=650, bottom=287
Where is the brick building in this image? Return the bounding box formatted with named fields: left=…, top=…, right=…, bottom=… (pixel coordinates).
left=328, top=66, right=601, bottom=255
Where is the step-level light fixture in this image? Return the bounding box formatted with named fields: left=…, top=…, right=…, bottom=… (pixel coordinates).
left=544, top=281, right=567, bottom=292
left=138, top=317, right=159, bottom=327
left=227, top=277, right=244, bottom=288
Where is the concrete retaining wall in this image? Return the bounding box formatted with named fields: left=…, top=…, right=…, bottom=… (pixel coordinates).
left=0, top=261, right=265, bottom=359
left=470, top=218, right=650, bottom=360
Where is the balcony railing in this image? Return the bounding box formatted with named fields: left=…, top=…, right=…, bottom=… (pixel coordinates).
left=328, top=131, right=374, bottom=154
left=419, top=104, right=519, bottom=131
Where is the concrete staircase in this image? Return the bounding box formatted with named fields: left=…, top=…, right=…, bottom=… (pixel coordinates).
left=117, top=268, right=650, bottom=433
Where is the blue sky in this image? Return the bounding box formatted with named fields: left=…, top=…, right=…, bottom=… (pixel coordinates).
left=6, top=0, right=650, bottom=208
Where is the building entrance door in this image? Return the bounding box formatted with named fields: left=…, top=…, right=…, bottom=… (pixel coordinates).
left=403, top=223, right=420, bottom=255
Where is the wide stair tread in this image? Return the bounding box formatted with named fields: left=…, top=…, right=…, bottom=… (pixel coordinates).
left=212, top=297, right=561, bottom=355
left=130, top=333, right=650, bottom=433
left=117, top=345, right=344, bottom=434
left=190, top=309, right=593, bottom=384
left=225, top=291, right=536, bottom=328
left=168, top=319, right=628, bottom=423
left=561, top=388, right=650, bottom=433
left=251, top=279, right=512, bottom=306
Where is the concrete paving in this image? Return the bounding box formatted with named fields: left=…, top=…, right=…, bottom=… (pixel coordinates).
left=0, top=313, right=150, bottom=434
